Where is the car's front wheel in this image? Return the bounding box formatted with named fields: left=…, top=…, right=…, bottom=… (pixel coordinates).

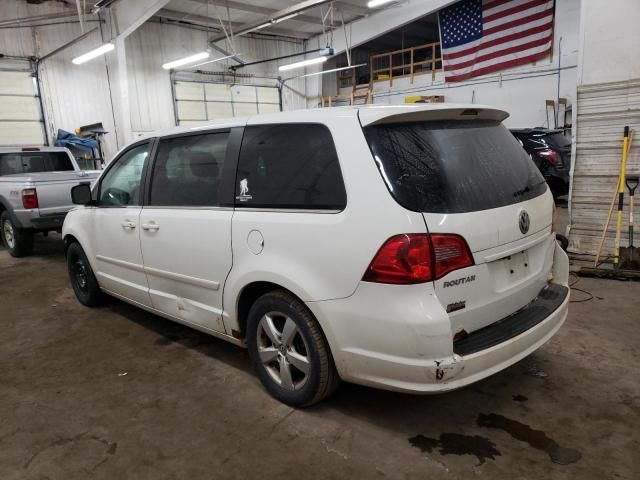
left=1, top=212, right=34, bottom=257
left=66, top=242, right=102, bottom=307
left=247, top=290, right=340, bottom=407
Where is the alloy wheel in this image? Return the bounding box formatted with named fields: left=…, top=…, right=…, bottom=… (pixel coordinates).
left=256, top=312, right=310, bottom=391
left=2, top=219, right=15, bottom=249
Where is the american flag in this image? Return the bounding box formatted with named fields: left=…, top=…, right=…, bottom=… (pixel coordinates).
left=438, top=0, right=555, bottom=82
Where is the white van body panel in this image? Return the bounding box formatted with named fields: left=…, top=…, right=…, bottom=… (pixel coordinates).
left=63, top=104, right=569, bottom=395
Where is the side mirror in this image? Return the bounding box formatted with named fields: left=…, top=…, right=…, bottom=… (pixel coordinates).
left=71, top=183, right=93, bottom=205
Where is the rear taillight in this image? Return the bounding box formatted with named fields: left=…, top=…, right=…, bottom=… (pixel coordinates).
left=22, top=188, right=38, bottom=209
left=363, top=233, right=473, bottom=285
left=537, top=150, right=561, bottom=166
left=431, top=234, right=474, bottom=279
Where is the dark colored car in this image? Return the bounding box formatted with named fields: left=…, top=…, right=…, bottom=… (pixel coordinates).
left=510, top=128, right=571, bottom=198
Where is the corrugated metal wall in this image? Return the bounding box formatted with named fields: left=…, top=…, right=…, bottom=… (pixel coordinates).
left=568, top=79, right=640, bottom=263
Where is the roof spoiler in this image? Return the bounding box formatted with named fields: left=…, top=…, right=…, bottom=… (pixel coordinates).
left=358, top=104, right=509, bottom=127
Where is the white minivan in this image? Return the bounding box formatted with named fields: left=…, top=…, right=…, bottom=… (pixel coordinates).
left=63, top=105, right=570, bottom=407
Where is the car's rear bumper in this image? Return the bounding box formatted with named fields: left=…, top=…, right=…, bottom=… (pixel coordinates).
left=306, top=243, right=570, bottom=394
left=14, top=209, right=67, bottom=230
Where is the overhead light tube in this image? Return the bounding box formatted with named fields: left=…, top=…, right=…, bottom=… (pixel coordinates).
left=272, top=13, right=299, bottom=24
left=72, top=43, right=114, bottom=64
left=279, top=56, right=327, bottom=72
left=162, top=51, right=210, bottom=70
left=367, top=0, right=397, bottom=7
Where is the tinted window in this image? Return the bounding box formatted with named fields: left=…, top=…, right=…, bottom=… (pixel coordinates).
left=99, top=143, right=149, bottom=206
left=235, top=124, right=346, bottom=210
left=150, top=132, right=228, bottom=207
left=364, top=120, right=547, bottom=213
left=0, top=151, right=73, bottom=175
left=544, top=132, right=571, bottom=149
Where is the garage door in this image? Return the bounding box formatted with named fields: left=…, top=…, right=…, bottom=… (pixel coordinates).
left=0, top=69, right=46, bottom=146
left=173, top=81, right=281, bottom=126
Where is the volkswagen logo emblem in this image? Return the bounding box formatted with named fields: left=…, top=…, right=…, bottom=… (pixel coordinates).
left=519, top=210, right=530, bottom=234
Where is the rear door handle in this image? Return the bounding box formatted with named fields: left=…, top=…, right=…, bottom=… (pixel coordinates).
left=142, top=223, right=160, bottom=232
left=121, top=221, right=136, bottom=230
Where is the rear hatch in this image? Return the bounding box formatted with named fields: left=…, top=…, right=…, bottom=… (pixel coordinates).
left=362, top=108, right=555, bottom=338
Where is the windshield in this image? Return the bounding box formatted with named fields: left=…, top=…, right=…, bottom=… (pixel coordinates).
left=0, top=151, right=74, bottom=176
left=364, top=119, right=547, bottom=213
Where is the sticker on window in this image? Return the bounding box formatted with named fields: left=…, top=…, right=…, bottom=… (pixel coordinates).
left=236, top=178, right=252, bottom=202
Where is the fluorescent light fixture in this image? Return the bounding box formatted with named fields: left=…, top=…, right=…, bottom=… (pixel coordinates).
left=183, top=53, right=239, bottom=69
left=272, top=13, right=299, bottom=24
left=288, top=63, right=367, bottom=80
left=243, top=22, right=273, bottom=35
left=367, top=0, right=396, bottom=7
left=279, top=56, right=327, bottom=72
left=162, top=51, right=210, bottom=70
left=72, top=43, right=114, bottom=64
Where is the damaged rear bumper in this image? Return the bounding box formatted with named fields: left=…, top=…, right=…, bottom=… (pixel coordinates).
left=305, top=242, right=570, bottom=394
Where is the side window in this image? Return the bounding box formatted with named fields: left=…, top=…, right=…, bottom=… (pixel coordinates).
left=235, top=124, right=346, bottom=210
left=0, top=153, right=22, bottom=175
left=149, top=132, right=229, bottom=207
left=99, top=143, right=150, bottom=206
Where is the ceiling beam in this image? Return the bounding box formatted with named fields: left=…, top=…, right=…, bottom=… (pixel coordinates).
left=208, top=0, right=333, bottom=43
left=334, top=1, right=370, bottom=17
left=190, top=0, right=323, bottom=25
left=156, top=8, right=312, bottom=39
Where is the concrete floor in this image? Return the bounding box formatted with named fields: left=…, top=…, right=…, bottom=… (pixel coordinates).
left=1, top=217, right=638, bottom=480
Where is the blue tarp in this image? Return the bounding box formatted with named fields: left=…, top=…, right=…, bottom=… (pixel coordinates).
left=54, top=129, right=99, bottom=152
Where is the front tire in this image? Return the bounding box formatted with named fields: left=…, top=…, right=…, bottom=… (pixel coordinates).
left=1, top=212, right=34, bottom=257
left=66, top=242, right=102, bottom=307
left=247, top=290, right=340, bottom=407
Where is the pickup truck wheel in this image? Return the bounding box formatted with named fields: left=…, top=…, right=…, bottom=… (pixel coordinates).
left=1, top=212, right=34, bottom=257
left=247, top=290, right=340, bottom=407
left=67, top=242, right=102, bottom=307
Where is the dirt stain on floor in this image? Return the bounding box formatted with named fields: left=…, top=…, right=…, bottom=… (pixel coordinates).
left=408, top=433, right=501, bottom=464
left=477, top=413, right=581, bottom=465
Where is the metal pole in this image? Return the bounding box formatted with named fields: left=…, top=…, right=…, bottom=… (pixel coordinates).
left=37, top=27, right=99, bottom=63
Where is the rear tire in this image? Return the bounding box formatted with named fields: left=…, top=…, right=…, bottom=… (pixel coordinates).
left=1, top=212, right=34, bottom=257
left=66, top=242, right=102, bottom=307
left=247, top=290, right=340, bottom=407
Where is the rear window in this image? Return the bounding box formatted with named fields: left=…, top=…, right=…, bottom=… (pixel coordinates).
left=235, top=124, right=346, bottom=210
left=0, top=151, right=74, bottom=176
left=364, top=120, right=547, bottom=213
left=543, top=132, right=571, bottom=149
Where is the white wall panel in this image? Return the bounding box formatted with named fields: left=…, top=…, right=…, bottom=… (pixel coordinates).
left=36, top=25, right=118, bottom=158
left=579, top=0, right=640, bottom=86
